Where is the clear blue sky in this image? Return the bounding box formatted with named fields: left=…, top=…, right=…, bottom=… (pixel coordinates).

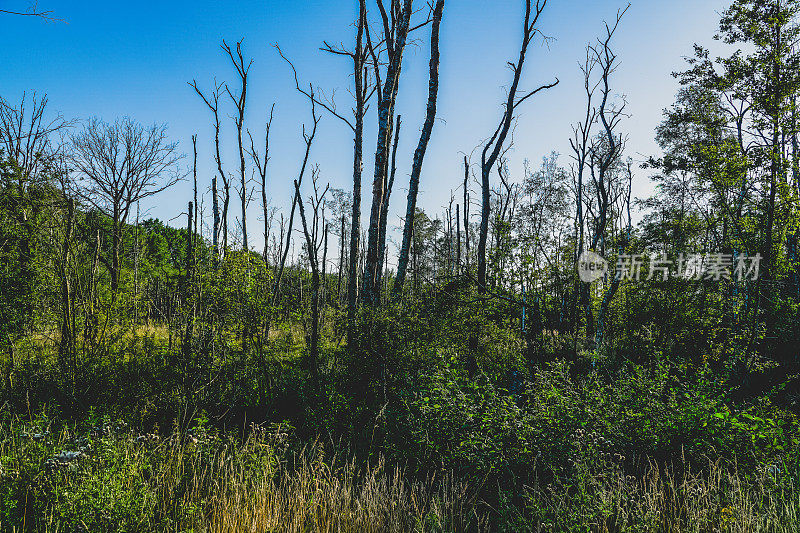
left=4, top=0, right=728, bottom=255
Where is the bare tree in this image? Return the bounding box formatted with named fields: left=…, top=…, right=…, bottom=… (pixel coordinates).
left=463, top=155, right=470, bottom=271
left=273, top=96, right=320, bottom=313
left=223, top=39, right=253, bottom=252
left=571, top=6, right=629, bottom=348
left=376, top=114, right=402, bottom=293
left=362, top=0, right=416, bottom=306
left=248, top=105, right=275, bottom=262
left=476, top=0, right=558, bottom=293
left=334, top=0, right=369, bottom=347
left=394, top=0, right=445, bottom=295
left=192, top=134, right=198, bottom=239
left=277, top=0, right=372, bottom=346
left=294, top=172, right=329, bottom=382
left=189, top=79, right=226, bottom=262
left=587, top=11, right=627, bottom=256
left=71, top=117, right=182, bottom=296
left=569, top=44, right=599, bottom=342
left=0, top=92, right=71, bottom=186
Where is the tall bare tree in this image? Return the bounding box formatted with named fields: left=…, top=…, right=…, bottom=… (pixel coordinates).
left=0, top=92, right=70, bottom=186
left=463, top=155, right=470, bottom=271
left=192, top=134, right=198, bottom=239
left=71, top=117, right=182, bottom=296
left=569, top=44, right=599, bottom=339
left=394, top=0, right=445, bottom=295
left=342, top=0, right=369, bottom=347
left=476, top=0, right=558, bottom=293
left=189, top=79, right=226, bottom=261
left=586, top=8, right=629, bottom=348
left=361, top=0, right=415, bottom=306
left=277, top=0, right=372, bottom=346
left=223, top=39, right=253, bottom=252
left=248, top=104, right=275, bottom=262
left=272, top=96, right=320, bottom=312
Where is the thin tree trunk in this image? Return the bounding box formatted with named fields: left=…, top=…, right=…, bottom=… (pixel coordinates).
left=463, top=156, right=470, bottom=271
left=338, top=214, right=346, bottom=306
left=191, top=81, right=226, bottom=263
left=347, top=1, right=367, bottom=348
left=184, top=202, right=194, bottom=354
left=220, top=40, right=253, bottom=252
left=363, top=0, right=413, bottom=306
left=394, top=0, right=444, bottom=295
left=477, top=0, right=558, bottom=292
left=192, top=135, right=198, bottom=240
left=377, top=114, right=401, bottom=291
left=273, top=102, right=319, bottom=307
left=456, top=202, right=461, bottom=274
left=111, top=204, right=121, bottom=298
left=212, top=176, right=219, bottom=268
left=222, top=180, right=230, bottom=253
left=322, top=222, right=329, bottom=310
left=59, top=198, right=75, bottom=387
left=258, top=108, right=274, bottom=262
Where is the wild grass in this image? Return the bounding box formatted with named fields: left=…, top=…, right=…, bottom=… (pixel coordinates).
left=1, top=413, right=798, bottom=532
left=0, top=417, right=486, bottom=532
left=517, top=457, right=800, bottom=532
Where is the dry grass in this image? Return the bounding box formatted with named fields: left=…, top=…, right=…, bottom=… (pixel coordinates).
left=0, top=420, right=486, bottom=532
left=3, top=417, right=798, bottom=532
left=202, top=451, right=483, bottom=532
left=525, top=458, right=800, bottom=532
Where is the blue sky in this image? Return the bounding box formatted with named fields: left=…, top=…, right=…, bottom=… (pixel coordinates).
left=4, top=0, right=729, bottom=255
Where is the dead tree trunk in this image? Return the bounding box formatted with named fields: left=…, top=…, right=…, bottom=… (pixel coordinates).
left=394, top=0, right=445, bottom=295
left=190, top=80, right=226, bottom=264
left=248, top=105, right=275, bottom=263
left=273, top=98, right=319, bottom=308
left=58, top=198, right=75, bottom=387
left=362, top=0, right=414, bottom=306
left=192, top=135, right=198, bottom=239
left=276, top=3, right=370, bottom=344
left=223, top=39, right=252, bottom=252
left=184, top=201, right=195, bottom=355
left=212, top=176, right=219, bottom=267
left=570, top=45, right=597, bottom=344
left=376, top=114, right=402, bottom=292
left=584, top=8, right=628, bottom=348
left=477, top=0, right=558, bottom=293
left=456, top=202, right=461, bottom=273
left=464, top=156, right=470, bottom=271
left=338, top=214, right=346, bottom=306
left=322, top=222, right=329, bottom=319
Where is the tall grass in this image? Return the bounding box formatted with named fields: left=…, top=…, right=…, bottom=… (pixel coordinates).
left=518, top=457, right=800, bottom=532
left=1, top=416, right=798, bottom=531
left=0, top=419, right=485, bottom=532
left=204, top=451, right=482, bottom=532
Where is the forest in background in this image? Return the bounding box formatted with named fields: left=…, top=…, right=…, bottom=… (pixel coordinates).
left=1, top=0, right=800, bottom=531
